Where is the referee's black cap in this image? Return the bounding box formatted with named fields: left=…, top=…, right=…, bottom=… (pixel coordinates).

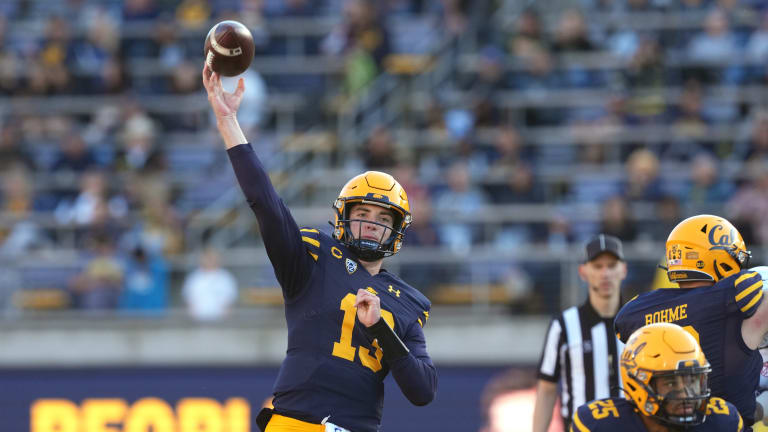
left=585, top=234, right=624, bottom=262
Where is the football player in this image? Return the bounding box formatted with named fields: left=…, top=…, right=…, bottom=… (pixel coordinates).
left=571, top=322, right=743, bottom=431
left=614, top=215, right=768, bottom=429
left=202, top=66, right=437, bottom=432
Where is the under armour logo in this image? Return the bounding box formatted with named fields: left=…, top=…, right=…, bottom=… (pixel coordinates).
left=388, top=285, right=400, bottom=297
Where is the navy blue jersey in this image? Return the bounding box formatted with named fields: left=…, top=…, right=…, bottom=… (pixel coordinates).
left=614, top=271, right=763, bottom=428
left=571, top=397, right=742, bottom=431
left=228, top=144, right=437, bottom=432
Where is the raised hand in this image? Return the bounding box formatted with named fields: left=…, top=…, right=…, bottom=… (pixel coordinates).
left=355, top=289, right=382, bottom=327
left=202, top=64, right=245, bottom=120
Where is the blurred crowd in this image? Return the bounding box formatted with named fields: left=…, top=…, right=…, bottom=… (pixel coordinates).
left=1, top=0, right=768, bottom=315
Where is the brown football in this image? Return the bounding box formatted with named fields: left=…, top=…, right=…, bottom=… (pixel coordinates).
left=204, top=20, right=255, bottom=77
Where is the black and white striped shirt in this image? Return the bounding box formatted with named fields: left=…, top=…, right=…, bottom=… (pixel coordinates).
left=537, top=301, right=624, bottom=427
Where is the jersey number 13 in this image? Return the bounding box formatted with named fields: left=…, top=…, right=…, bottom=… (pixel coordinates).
left=332, top=293, right=395, bottom=373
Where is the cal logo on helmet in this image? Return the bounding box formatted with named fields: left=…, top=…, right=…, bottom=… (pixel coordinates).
left=707, top=224, right=738, bottom=251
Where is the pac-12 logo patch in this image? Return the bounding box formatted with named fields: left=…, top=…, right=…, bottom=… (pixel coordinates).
left=345, top=258, right=357, bottom=274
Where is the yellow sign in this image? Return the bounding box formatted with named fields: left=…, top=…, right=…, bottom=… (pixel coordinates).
left=31, top=397, right=249, bottom=432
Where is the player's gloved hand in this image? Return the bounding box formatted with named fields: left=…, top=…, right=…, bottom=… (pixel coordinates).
left=355, top=288, right=381, bottom=327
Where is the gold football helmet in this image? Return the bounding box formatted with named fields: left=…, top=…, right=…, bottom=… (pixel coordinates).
left=332, top=171, right=411, bottom=261
left=666, top=214, right=751, bottom=282
left=621, top=323, right=711, bottom=426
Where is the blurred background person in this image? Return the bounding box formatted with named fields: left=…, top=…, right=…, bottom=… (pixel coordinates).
left=182, top=247, right=238, bottom=321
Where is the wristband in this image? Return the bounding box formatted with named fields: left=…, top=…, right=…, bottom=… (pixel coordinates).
left=365, top=317, right=409, bottom=362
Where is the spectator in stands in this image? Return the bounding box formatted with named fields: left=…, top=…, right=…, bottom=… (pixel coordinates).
left=0, top=121, right=35, bottom=171
left=121, top=181, right=183, bottom=257
left=69, top=232, right=123, bottom=310
left=488, top=163, right=544, bottom=205
left=34, top=15, right=72, bottom=95
left=543, top=214, right=574, bottom=253
left=467, top=45, right=508, bottom=96
left=119, top=244, right=169, bottom=314
left=0, top=165, right=49, bottom=256
left=68, top=11, right=121, bottom=94
left=486, top=126, right=532, bottom=176
left=506, top=8, right=546, bottom=60
left=175, top=0, right=210, bottom=29
left=621, top=148, right=664, bottom=202
left=262, top=0, right=318, bottom=17
left=679, top=152, right=734, bottom=214
left=598, top=195, right=637, bottom=242
left=362, top=125, right=399, bottom=170
left=746, top=12, right=768, bottom=81
left=432, top=159, right=490, bottom=252
left=552, top=9, right=604, bottom=89
left=123, top=0, right=161, bottom=22
left=50, top=129, right=100, bottom=174
left=322, top=0, right=391, bottom=95
left=733, top=108, right=768, bottom=162
left=114, top=107, right=166, bottom=174
left=438, top=0, right=471, bottom=37
left=665, top=80, right=712, bottom=160
left=182, top=248, right=238, bottom=321
left=686, top=9, right=742, bottom=85
left=642, top=194, right=683, bottom=242
left=726, top=161, right=768, bottom=247
left=621, top=37, right=667, bottom=122
left=510, top=46, right=562, bottom=126
left=54, top=170, right=109, bottom=227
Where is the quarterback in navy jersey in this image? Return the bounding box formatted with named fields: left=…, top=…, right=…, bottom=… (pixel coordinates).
left=614, top=215, right=768, bottom=429
left=572, top=323, right=743, bottom=432
left=202, top=66, right=436, bottom=432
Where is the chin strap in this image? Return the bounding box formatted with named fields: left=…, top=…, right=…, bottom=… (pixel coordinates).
left=364, top=317, right=409, bottom=363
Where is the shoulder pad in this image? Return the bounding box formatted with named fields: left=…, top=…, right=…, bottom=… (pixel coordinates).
left=705, top=397, right=743, bottom=430
left=731, top=270, right=763, bottom=319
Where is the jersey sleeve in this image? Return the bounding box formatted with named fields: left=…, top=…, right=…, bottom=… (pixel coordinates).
left=387, top=317, right=438, bottom=406
left=227, top=144, right=314, bottom=300
left=733, top=270, right=763, bottom=319
left=537, top=318, right=562, bottom=382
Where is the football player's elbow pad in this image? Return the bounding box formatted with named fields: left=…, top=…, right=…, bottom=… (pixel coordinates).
left=365, top=317, right=409, bottom=363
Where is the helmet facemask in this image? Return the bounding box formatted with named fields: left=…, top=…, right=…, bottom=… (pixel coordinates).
left=331, top=171, right=412, bottom=262
left=334, top=200, right=409, bottom=262
left=340, top=203, right=401, bottom=261
left=630, top=367, right=711, bottom=427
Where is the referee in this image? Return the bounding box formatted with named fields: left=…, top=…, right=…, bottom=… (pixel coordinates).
left=532, top=234, right=627, bottom=432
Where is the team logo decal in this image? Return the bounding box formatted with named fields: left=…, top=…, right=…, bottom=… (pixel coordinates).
left=708, top=224, right=737, bottom=251
left=345, top=258, right=357, bottom=274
